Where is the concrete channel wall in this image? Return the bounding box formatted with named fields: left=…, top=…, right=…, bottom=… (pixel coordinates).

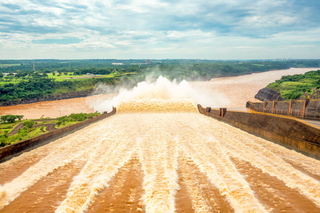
left=0, top=108, right=116, bottom=161
left=247, top=99, right=320, bottom=119
left=198, top=105, right=320, bottom=159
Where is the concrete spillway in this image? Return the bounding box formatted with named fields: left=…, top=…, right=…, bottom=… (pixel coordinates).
left=0, top=99, right=320, bottom=213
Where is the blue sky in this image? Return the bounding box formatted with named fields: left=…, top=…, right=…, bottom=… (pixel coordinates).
left=0, top=0, right=320, bottom=59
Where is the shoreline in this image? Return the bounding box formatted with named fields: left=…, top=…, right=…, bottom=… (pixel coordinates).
left=1, top=67, right=319, bottom=119
left=0, top=89, right=94, bottom=107
left=2, top=67, right=320, bottom=107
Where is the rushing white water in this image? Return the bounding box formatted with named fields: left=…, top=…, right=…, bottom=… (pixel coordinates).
left=90, top=76, right=229, bottom=112
left=0, top=77, right=320, bottom=212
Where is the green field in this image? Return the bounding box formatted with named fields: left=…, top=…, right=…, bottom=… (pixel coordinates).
left=0, top=64, right=21, bottom=68
left=0, top=72, right=118, bottom=85
left=47, top=72, right=117, bottom=81
left=1, top=59, right=320, bottom=104
left=0, top=112, right=101, bottom=147
left=0, top=79, right=22, bottom=85
left=267, top=70, right=320, bottom=100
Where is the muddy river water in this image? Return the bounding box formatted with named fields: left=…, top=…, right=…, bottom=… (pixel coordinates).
left=0, top=99, right=320, bottom=212
left=0, top=68, right=320, bottom=212
left=0, top=68, right=318, bottom=119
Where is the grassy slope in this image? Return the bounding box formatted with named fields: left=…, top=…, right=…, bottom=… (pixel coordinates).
left=266, top=70, right=320, bottom=100
left=0, top=112, right=100, bottom=147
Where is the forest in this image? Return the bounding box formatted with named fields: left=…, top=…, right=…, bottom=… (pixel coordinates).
left=0, top=75, right=117, bottom=103
left=1, top=59, right=320, bottom=105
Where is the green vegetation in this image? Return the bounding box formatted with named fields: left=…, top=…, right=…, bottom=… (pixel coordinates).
left=55, top=113, right=98, bottom=127
left=1, top=59, right=320, bottom=105
left=0, top=64, right=21, bottom=68
left=47, top=72, right=116, bottom=81
left=267, top=70, right=320, bottom=100
left=23, top=120, right=35, bottom=129
left=1, top=59, right=320, bottom=73
left=0, top=115, right=24, bottom=123
left=0, top=112, right=101, bottom=147
left=0, top=74, right=117, bottom=103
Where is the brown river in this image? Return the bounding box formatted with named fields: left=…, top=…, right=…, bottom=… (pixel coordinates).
left=0, top=67, right=320, bottom=212
left=0, top=68, right=318, bottom=119
left=1, top=99, right=320, bottom=213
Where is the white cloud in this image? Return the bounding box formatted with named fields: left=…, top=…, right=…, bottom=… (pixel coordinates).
left=0, top=0, right=319, bottom=59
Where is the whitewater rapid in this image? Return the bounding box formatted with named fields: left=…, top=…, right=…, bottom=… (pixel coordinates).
left=0, top=99, right=319, bottom=213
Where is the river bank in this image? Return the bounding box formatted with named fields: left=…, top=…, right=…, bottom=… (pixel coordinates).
left=191, top=67, right=320, bottom=108
left=0, top=90, right=94, bottom=107
left=0, top=94, right=115, bottom=119
left=0, top=68, right=319, bottom=119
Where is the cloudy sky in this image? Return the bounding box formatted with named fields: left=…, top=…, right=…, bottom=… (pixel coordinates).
left=0, top=0, right=320, bottom=59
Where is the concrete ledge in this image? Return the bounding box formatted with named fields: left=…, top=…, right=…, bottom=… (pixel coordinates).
left=247, top=99, right=320, bottom=119
left=198, top=105, right=320, bottom=159
left=0, top=108, right=116, bottom=161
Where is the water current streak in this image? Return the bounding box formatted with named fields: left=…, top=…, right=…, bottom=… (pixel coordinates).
left=0, top=119, right=110, bottom=209
left=0, top=100, right=320, bottom=212
left=138, top=114, right=179, bottom=213
left=55, top=119, right=139, bottom=212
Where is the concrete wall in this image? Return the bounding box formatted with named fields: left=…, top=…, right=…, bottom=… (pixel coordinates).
left=3, top=104, right=319, bottom=162
left=198, top=105, right=320, bottom=159
left=306, top=100, right=320, bottom=118
left=247, top=99, right=320, bottom=119
left=0, top=108, right=116, bottom=161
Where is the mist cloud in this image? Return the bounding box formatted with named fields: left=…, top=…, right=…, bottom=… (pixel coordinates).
left=88, top=76, right=229, bottom=112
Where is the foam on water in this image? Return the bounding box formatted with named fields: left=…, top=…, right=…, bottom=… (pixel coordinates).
left=117, top=99, right=198, bottom=113
left=1, top=111, right=320, bottom=212
left=90, top=76, right=228, bottom=112
left=55, top=127, right=138, bottom=213
left=1, top=76, right=320, bottom=212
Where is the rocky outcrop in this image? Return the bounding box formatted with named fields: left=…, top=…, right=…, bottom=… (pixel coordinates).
left=254, top=88, right=284, bottom=101
left=0, top=90, right=94, bottom=106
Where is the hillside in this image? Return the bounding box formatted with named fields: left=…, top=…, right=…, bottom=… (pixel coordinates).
left=255, top=69, right=320, bottom=101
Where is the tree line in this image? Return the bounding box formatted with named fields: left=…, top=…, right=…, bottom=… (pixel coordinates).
left=2, top=59, right=320, bottom=104
left=0, top=76, right=117, bottom=103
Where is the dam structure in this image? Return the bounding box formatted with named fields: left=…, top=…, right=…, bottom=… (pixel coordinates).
left=247, top=99, right=320, bottom=119
left=0, top=98, right=320, bottom=213
left=0, top=76, right=320, bottom=213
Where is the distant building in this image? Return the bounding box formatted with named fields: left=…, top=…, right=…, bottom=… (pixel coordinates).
left=146, top=59, right=151, bottom=64
left=112, top=63, right=123, bottom=65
